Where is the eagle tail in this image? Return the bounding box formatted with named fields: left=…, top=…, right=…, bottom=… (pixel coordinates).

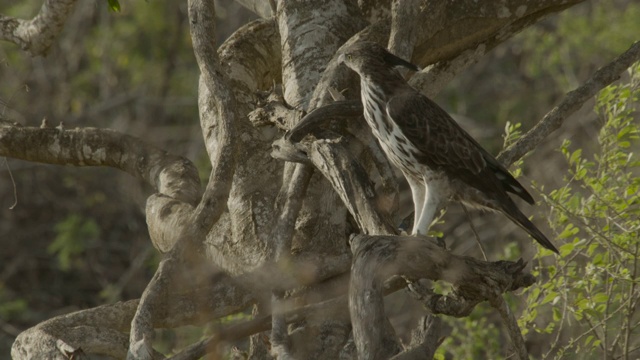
left=488, top=163, right=535, bottom=205
left=502, top=201, right=559, bottom=254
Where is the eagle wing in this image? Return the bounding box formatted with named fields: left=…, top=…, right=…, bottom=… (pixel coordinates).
left=386, top=89, right=534, bottom=205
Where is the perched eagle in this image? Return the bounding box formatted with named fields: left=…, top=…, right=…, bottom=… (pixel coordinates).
left=338, top=41, right=558, bottom=253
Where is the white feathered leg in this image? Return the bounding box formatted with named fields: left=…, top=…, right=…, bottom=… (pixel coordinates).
left=406, top=176, right=426, bottom=235
left=412, top=180, right=442, bottom=236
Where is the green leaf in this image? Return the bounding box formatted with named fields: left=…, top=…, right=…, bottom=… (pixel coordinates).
left=592, top=293, right=609, bottom=303
left=108, top=0, right=121, bottom=12
left=570, top=149, right=583, bottom=165
left=541, top=292, right=558, bottom=305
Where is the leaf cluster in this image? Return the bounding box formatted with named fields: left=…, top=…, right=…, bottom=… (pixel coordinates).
left=520, top=62, right=640, bottom=359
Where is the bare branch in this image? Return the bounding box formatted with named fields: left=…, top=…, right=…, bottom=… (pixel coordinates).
left=0, top=125, right=201, bottom=204
left=498, top=40, right=640, bottom=166
left=0, top=0, right=78, bottom=56
left=490, top=295, right=528, bottom=360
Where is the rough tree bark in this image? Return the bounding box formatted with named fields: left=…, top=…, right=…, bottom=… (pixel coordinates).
left=2, top=0, right=638, bottom=359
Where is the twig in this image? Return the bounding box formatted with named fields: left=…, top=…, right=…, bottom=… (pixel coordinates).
left=2, top=157, right=17, bottom=209
left=461, top=203, right=488, bottom=261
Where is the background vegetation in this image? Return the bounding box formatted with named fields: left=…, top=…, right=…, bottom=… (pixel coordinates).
left=1, top=0, right=639, bottom=358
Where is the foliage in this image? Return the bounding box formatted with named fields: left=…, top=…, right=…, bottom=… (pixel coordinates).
left=520, top=62, right=640, bottom=359
left=47, top=214, right=100, bottom=271
left=0, top=285, right=27, bottom=322
left=435, top=302, right=504, bottom=359
left=521, top=0, right=640, bottom=92
left=441, top=0, right=640, bottom=152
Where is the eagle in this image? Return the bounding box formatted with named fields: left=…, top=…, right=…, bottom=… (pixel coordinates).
left=338, top=41, right=558, bottom=253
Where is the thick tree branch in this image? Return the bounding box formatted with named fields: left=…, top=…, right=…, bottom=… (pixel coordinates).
left=189, top=0, right=237, bottom=233
left=214, top=18, right=283, bottom=276
left=490, top=295, right=528, bottom=360
left=12, top=276, right=256, bottom=360
left=411, top=0, right=585, bottom=67
left=269, top=1, right=368, bottom=357
left=498, top=40, right=640, bottom=166
left=0, top=125, right=201, bottom=205
left=129, top=1, right=238, bottom=358
left=388, top=0, right=422, bottom=61
left=307, top=137, right=396, bottom=235
left=349, top=234, right=535, bottom=359
left=123, top=20, right=282, bottom=357
left=0, top=0, right=78, bottom=56
left=409, top=44, right=487, bottom=98
left=269, top=164, right=313, bottom=358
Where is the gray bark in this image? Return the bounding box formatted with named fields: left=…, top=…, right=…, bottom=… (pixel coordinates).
left=0, top=0, right=78, bottom=56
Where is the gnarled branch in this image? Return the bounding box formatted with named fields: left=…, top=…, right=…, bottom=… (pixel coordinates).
left=128, top=0, right=238, bottom=357
left=0, top=125, right=201, bottom=205
left=0, top=0, right=78, bottom=56
left=349, top=234, right=535, bottom=359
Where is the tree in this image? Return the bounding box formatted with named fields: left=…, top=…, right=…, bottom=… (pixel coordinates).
left=1, top=0, right=639, bottom=359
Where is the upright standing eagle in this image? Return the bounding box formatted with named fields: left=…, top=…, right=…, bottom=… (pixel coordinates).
left=338, top=41, right=558, bottom=253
